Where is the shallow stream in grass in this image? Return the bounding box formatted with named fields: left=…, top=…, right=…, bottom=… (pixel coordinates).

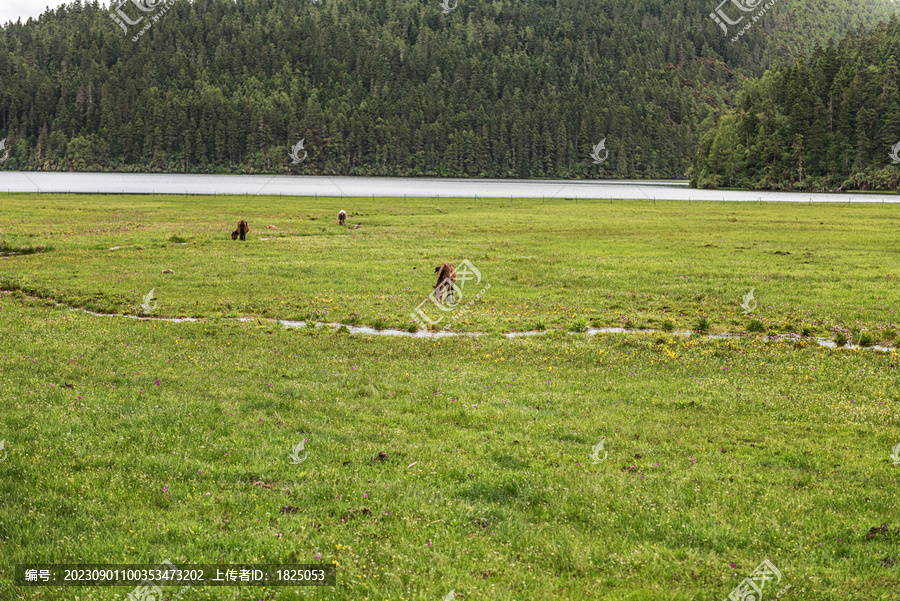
left=21, top=293, right=895, bottom=351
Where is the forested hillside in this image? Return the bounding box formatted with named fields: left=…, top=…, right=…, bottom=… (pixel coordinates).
left=0, top=0, right=897, bottom=178
left=691, top=16, right=900, bottom=191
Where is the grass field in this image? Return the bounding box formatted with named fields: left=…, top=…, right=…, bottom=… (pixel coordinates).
left=1, top=194, right=900, bottom=601
left=1, top=194, right=900, bottom=341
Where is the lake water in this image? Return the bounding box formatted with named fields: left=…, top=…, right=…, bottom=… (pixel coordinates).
left=1, top=171, right=898, bottom=202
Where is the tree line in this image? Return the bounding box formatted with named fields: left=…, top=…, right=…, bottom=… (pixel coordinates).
left=691, top=16, right=900, bottom=191
left=0, top=0, right=896, bottom=179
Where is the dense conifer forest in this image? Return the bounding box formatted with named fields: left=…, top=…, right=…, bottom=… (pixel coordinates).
left=0, top=0, right=897, bottom=179
left=692, top=16, right=900, bottom=191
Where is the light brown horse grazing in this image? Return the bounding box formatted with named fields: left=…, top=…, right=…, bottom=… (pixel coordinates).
left=434, top=262, right=457, bottom=304
left=338, top=210, right=347, bottom=226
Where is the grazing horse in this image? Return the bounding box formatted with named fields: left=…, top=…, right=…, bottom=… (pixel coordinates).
left=338, top=210, right=347, bottom=226
left=434, top=262, right=457, bottom=304
left=232, top=220, right=250, bottom=241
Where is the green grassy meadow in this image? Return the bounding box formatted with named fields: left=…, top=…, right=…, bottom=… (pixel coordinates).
left=1, top=194, right=900, bottom=340
left=1, top=194, right=899, bottom=600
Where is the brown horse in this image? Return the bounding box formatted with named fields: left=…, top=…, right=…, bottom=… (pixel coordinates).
left=434, top=262, right=457, bottom=304
left=232, top=220, right=250, bottom=241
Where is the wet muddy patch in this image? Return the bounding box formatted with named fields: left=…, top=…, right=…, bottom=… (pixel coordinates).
left=0, top=243, right=52, bottom=256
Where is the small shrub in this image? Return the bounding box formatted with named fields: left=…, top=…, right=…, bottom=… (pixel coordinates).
left=406, top=322, right=419, bottom=333
left=857, top=331, right=874, bottom=347
left=801, top=326, right=813, bottom=337
left=661, top=320, right=675, bottom=332
left=168, top=235, right=189, bottom=243
left=373, top=315, right=386, bottom=330
left=534, top=321, right=546, bottom=331
left=695, top=316, right=710, bottom=333
left=569, top=318, right=588, bottom=333
left=747, top=320, right=765, bottom=333
left=884, top=329, right=896, bottom=341
left=831, top=327, right=848, bottom=347
left=337, top=325, right=350, bottom=334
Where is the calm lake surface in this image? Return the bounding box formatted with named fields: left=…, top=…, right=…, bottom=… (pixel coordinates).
left=1, top=171, right=897, bottom=202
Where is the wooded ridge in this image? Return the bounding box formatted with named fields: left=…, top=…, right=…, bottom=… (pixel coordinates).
left=0, top=0, right=896, bottom=180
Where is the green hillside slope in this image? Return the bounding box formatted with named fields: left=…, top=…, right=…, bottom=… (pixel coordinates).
left=691, top=16, right=900, bottom=191
left=1, top=0, right=897, bottom=178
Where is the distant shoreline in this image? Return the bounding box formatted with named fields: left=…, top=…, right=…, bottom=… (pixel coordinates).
left=2, top=172, right=898, bottom=202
